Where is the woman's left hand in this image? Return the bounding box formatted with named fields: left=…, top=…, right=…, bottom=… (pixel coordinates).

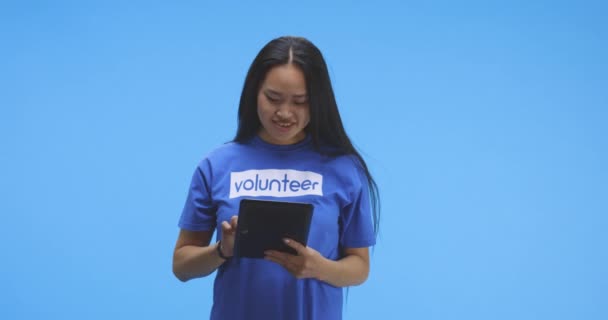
left=264, top=238, right=326, bottom=280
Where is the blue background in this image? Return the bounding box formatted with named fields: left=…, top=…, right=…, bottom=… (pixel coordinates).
left=2, top=1, right=607, bottom=319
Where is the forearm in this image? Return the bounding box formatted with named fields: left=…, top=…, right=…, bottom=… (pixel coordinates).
left=173, top=242, right=225, bottom=282
left=317, top=254, right=370, bottom=287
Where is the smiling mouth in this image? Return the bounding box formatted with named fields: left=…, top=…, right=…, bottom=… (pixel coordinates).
left=273, top=120, right=295, bottom=128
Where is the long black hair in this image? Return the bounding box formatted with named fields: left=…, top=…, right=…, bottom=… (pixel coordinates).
left=234, top=36, right=380, bottom=236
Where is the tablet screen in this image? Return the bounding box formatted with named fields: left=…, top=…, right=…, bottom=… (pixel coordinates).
left=234, top=199, right=314, bottom=258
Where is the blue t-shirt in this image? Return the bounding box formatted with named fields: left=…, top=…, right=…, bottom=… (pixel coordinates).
left=178, top=135, right=376, bottom=320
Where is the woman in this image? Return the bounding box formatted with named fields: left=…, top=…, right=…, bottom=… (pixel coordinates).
left=173, top=36, right=380, bottom=320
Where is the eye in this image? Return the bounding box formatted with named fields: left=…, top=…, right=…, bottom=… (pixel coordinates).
left=293, top=99, right=308, bottom=106
left=265, top=93, right=281, bottom=103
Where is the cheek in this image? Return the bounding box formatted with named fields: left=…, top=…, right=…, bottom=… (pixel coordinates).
left=301, top=108, right=311, bottom=126
left=256, top=95, right=267, bottom=114
left=256, top=100, right=269, bottom=119
left=258, top=106, right=273, bottom=121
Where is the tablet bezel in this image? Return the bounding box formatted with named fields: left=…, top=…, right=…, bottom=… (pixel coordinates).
left=234, top=199, right=314, bottom=259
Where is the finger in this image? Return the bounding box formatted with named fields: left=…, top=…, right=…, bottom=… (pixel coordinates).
left=221, top=220, right=233, bottom=233
left=264, top=254, right=284, bottom=266
left=264, top=250, right=288, bottom=264
left=283, top=238, right=306, bottom=255
left=230, top=215, right=238, bottom=228
left=264, top=255, right=297, bottom=275
left=267, top=250, right=303, bottom=270
left=265, top=250, right=287, bottom=262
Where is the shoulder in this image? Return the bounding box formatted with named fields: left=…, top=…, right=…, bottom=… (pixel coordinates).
left=315, top=142, right=364, bottom=173
left=201, top=140, right=253, bottom=163
left=322, top=153, right=367, bottom=187
left=325, top=153, right=364, bottom=172
left=206, top=141, right=246, bottom=159
left=191, top=141, right=253, bottom=174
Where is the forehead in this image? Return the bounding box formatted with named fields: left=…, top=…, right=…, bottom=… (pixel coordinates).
left=261, top=64, right=307, bottom=93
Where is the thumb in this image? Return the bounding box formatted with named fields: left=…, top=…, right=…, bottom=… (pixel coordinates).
left=221, top=220, right=233, bottom=234
left=283, top=238, right=306, bottom=255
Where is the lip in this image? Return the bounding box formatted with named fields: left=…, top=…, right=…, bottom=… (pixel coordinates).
left=273, top=120, right=295, bottom=133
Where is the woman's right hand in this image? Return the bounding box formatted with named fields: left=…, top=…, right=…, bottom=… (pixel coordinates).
left=220, top=215, right=238, bottom=257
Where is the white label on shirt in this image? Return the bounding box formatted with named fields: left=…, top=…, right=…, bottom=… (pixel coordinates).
left=229, top=169, right=323, bottom=198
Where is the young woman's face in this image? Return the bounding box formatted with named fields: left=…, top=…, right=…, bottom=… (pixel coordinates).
left=257, top=64, right=310, bottom=145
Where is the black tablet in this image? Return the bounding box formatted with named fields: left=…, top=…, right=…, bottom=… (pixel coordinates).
left=234, top=199, right=314, bottom=259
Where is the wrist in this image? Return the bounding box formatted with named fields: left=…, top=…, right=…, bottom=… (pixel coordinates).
left=216, top=240, right=232, bottom=260
left=314, top=254, right=330, bottom=282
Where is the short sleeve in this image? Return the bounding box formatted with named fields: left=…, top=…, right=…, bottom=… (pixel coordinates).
left=178, top=159, right=218, bottom=231
left=339, top=163, right=376, bottom=248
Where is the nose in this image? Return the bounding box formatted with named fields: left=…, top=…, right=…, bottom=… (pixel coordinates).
left=275, top=104, right=293, bottom=119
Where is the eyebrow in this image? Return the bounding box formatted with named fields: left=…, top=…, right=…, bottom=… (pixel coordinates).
left=264, top=89, right=307, bottom=98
